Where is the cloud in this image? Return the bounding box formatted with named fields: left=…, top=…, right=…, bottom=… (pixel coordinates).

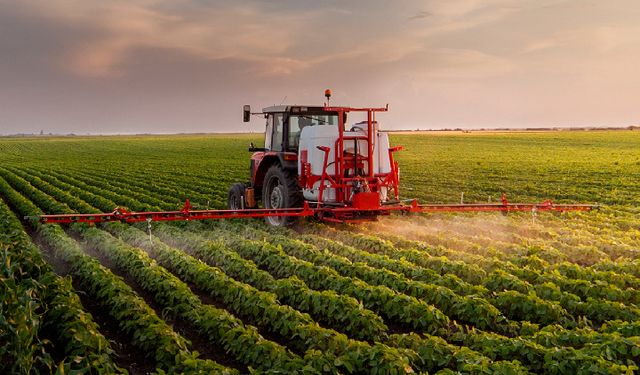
left=2, top=0, right=640, bottom=135
left=592, top=26, right=640, bottom=53
left=423, top=48, right=517, bottom=79
left=520, top=25, right=640, bottom=56
left=1, top=0, right=528, bottom=81
left=414, top=0, right=522, bottom=35
left=408, top=11, right=432, bottom=21
left=13, top=1, right=307, bottom=78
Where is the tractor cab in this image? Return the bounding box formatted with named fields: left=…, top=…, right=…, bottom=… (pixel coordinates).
left=261, top=106, right=340, bottom=153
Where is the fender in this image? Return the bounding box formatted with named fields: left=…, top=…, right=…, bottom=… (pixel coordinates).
left=250, top=152, right=298, bottom=192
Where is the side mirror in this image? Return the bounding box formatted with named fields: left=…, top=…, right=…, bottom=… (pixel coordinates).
left=248, top=142, right=267, bottom=152
left=243, top=105, right=251, bottom=122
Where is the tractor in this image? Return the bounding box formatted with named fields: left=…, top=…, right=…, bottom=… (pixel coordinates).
left=230, top=89, right=401, bottom=226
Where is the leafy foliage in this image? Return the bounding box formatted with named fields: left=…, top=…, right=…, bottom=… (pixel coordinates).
left=0, top=131, right=638, bottom=373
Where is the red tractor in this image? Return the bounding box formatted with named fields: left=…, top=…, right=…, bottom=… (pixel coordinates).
left=230, top=90, right=402, bottom=226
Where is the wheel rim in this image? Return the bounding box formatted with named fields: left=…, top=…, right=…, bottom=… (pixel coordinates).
left=270, top=185, right=284, bottom=209
left=266, top=177, right=285, bottom=226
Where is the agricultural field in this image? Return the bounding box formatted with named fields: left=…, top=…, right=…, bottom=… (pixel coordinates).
left=1, top=130, right=639, bottom=374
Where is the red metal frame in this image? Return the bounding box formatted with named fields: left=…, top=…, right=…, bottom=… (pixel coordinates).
left=36, top=200, right=314, bottom=224
left=298, top=105, right=396, bottom=220
left=36, top=196, right=596, bottom=225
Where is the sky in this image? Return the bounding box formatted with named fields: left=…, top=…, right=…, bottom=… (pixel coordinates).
left=1, top=0, right=639, bottom=134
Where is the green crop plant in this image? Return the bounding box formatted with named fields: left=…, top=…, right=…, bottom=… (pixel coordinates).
left=0, top=130, right=638, bottom=373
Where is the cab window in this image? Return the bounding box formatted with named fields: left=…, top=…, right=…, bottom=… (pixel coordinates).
left=271, top=113, right=284, bottom=151
left=264, top=115, right=273, bottom=150
left=287, top=116, right=305, bottom=150
left=294, top=114, right=338, bottom=126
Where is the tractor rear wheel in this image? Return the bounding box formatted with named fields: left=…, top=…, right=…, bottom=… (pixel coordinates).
left=227, top=183, right=246, bottom=210
left=262, top=165, right=302, bottom=226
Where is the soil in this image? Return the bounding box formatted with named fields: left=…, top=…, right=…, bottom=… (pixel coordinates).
left=72, top=230, right=246, bottom=372
left=72, top=280, right=157, bottom=374
left=157, top=235, right=315, bottom=354
left=186, top=281, right=304, bottom=356
left=28, top=228, right=156, bottom=374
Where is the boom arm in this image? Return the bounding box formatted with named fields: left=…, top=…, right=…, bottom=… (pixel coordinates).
left=33, top=196, right=596, bottom=225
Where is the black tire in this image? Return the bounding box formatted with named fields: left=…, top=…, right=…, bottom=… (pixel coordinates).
left=227, top=183, right=246, bottom=210
left=262, top=165, right=302, bottom=226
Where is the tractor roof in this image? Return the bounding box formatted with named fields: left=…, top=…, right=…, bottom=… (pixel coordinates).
left=262, top=105, right=335, bottom=113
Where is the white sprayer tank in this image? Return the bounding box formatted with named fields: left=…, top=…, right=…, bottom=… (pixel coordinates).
left=298, top=122, right=392, bottom=202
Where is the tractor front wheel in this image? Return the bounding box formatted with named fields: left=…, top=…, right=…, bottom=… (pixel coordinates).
left=262, top=165, right=301, bottom=226
left=227, top=183, right=246, bottom=210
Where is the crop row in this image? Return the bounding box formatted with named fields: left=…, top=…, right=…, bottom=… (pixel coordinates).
left=448, top=327, right=636, bottom=373
left=150, top=222, right=533, bottom=374
left=296, top=230, right=629, bottom=325
left=16, top=162, right=639, bottom=333
left=48, top=168, right=178, bottom=211
left=36, top=165, right=223, bottom=210
left=204, top=226, right=451, bottom=333
left=360, top=214, right=640, bottom=288
left=308, top=224, right=640, bottom=325
left=0, top=195, right=120, bottom=374
left=151, top=223, right=388, bottom=341
left=276, top=223, right=583, bottom=327
left=0, top=176, right=233, bottom=373
left=235, top=222, right=520, bottom=333
left=5, top=167, right=161, bottom=213
left=10, top=164, right=639, bottom=329
left=397, top=225, right=640, bottom=305
left=281, top=224, right=576, bottom=327
left=211, top=222, right=639, bottom=369
left=11, top=165, right=394, bottom=342
left=79, top=225, right=321, bottom=372
left=106, top=222, right=417, bottom=373
left=20, top=166, right=536, bottom=374
left=6, top=164, right=636, bottom=371
left=0, top=167, right=309, bottom=371
left=307, top=222, right=639, bottom=308
left=65, top=166, right=220, bottom=208
left=7, top=165, right=421, bottom=372
left=8, top=166, right=452, bottom=334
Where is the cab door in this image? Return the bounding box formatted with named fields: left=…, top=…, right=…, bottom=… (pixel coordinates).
left=265, top=113, right=284, bottom=151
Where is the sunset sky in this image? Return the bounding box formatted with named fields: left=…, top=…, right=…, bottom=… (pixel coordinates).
left=1, top=0, right=639, bottom=134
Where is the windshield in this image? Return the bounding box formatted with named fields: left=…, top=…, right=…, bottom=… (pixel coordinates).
left=288, top=113, right=339, bottom=150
